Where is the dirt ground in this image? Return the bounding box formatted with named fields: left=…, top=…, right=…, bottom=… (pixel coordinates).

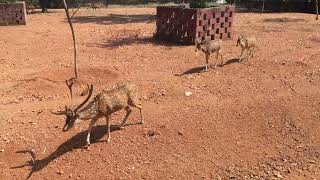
left=0, top=8, right=320, bottom=179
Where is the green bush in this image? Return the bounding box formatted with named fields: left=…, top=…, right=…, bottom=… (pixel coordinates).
left=0, top=0, right=16, bottom=3
left=189, top=0, right=218, bottom=8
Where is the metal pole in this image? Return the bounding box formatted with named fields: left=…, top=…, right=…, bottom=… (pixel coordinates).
left=316, top=0, right=319, bottom=20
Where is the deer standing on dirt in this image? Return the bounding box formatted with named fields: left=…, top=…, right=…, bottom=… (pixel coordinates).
left=52, top=83, right=144, bottom=145
left=236, top=35, right=257, bottom=62
left=195, top=39, right=223, bottom=71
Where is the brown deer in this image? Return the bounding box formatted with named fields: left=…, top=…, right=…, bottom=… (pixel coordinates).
left=236, top=35, right=257, bottom=62
left=195, top=39, right=223, bottom=71
left=51, top=83, right=144, bottom=145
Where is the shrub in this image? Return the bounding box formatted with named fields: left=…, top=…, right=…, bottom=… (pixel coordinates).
left=189, top=0, right=218, bottom=8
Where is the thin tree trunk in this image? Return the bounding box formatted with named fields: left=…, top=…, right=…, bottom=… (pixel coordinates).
left=62, top=0, right=78, bottom=78
left=70, top=4, right=81, bottom=19
left=316, top=0, right=319, bottom=20
left=261, top=0, right=265, bottom=13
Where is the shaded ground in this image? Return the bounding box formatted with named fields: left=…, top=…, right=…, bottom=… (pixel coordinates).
left=0, top=8, right=320, bottom=179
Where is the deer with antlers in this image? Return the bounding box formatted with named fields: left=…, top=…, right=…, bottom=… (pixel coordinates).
left=52, top=82, right=144, bottom=145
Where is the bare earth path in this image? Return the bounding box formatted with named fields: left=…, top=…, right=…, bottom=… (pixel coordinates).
left=0, top=8, right=320, bottom=179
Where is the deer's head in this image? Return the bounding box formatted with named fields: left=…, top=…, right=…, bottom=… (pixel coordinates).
left=236, top=35, right=246, bottom=47
left=194, top=38, right=204, bottom=55
left=51, top=84, right=93, bottom=132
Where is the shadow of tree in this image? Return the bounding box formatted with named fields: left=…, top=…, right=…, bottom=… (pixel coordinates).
left=263, top=17, right=305, bottom=23
left=86, top=35, right=191, bottom=49
left=11, top=125, right=121, bottom=179
left=71, top=13, right=155, bottom=25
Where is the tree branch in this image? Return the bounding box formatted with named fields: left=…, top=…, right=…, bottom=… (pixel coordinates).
left=62, top=0, right=78, bottom=78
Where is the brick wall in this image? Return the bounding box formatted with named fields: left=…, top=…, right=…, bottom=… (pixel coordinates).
left=156, top=6, right=235, bottom=44
left=0, top=2, right=26, bottom=26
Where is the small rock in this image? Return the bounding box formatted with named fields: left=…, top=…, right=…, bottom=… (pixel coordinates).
left=57, top=170, right=63, bottom=175
left=309, top=160, right=316, bottom=164
left=184, top=92, right=192, bottom=96
left=274, top=171, right=283, bottom=179
left=177, top=131, right=183, bottom=136
left=147, top=130, right=156, bottom=137
left=69, top=174, right=73, bottom=178
left=0, top=149, right=4, bottom=152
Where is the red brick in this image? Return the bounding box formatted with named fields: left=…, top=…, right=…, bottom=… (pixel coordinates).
left=0, top=2, right=26, bottom=26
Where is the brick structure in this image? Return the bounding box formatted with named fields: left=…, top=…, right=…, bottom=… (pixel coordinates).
left=156, top=5, right=235, bottom=44
left=0, top=2, right=26, bottom=26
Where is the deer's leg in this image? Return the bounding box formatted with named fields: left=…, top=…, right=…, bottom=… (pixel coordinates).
left=136, top=105, right=144, bottom=125
left=239, top=48, right=244, bottom=62
left=251, top=47, right=256, bottom=58
left=205, top=54, right=210, bottom=71
left=87, top=117, right=98, bottom=145
left=130, top=100, right=144, bottom=125
left=106, top=115, right=111, bottom=143
left=213, top=51, right=218, bottom=69
left=218, top=50, right=224, bottom=66
left=119, top=107, right=132, bottom=129
left=248, top=48, right=253, bottom=61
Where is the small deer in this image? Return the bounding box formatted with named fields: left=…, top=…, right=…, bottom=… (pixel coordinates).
left=90, top=3, right=98, bottom=10
left=195, top=38, right=223, bottom=71
left=236, top=35, right=257, bottom=62
left=26, top=5, right=36, bottom=14
left=51, top=83, right=144, bottom=145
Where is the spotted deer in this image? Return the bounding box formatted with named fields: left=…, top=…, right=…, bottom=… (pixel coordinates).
left=236, top=35, right=257, bottom=62
left=195, top=39, right=223, bottom=71
left=51, top=83, right=144, bottom=145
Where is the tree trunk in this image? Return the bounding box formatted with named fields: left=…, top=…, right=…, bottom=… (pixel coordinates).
left=62, top=0, right=78, bottom=78
left=39, top=0, right=48, bottom=13
left=316, top=0, right=319, bottom=20
left=261, top=0, right=265, bottom=13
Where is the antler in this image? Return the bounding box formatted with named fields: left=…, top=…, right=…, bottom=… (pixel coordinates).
left=65, top=78, right=74, bottom=99
left=73, top=84, right=93, bottom=113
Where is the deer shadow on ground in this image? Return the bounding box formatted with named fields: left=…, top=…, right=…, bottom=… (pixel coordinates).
left=176, top=58, right=240, bottom=76
left=71, top=14, right=155, bottom=25
left=222, top=58, right=240, bottom=66
left=10, top=124, right=128, bottom=179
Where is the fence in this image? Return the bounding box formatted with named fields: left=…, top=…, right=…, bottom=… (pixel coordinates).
left=156, top=5, right=235, bottom=44
left=0, top=2, right=26, bottom=25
